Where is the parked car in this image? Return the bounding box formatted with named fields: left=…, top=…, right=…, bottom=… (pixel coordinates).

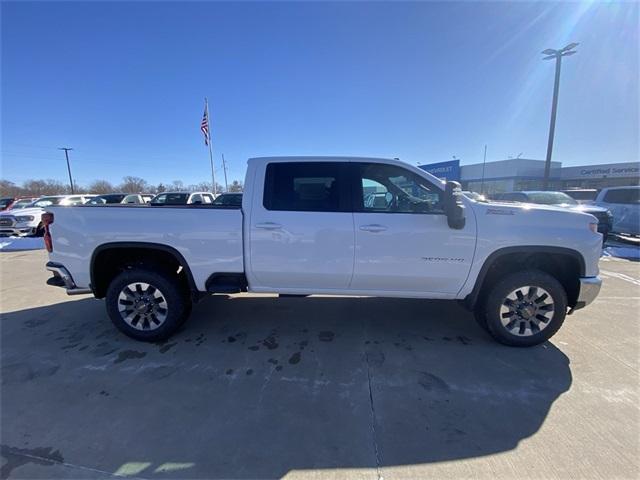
left=121, top=194, right=149, bottom=204
left=87, top=194, right=128, bottom=205
left=57, top=195, right=95, bottom=206
left=491, top=191, right=612, bottom=243
left=212, top=192, right=243, bottom=207
left=7, top=197, right=39, bottom=210
left=141, top=194, right=154, bottom=204
left=562, top=189, right=598, bottom=204
left=149, top=191, right=215, bottom=205
left=593, top=186, right=640, bottom=236
left=0, top=195, right=93, bottom=237
left=44, top=156, right=602, bottom=347
left=0, top=197, right=16, bottom=211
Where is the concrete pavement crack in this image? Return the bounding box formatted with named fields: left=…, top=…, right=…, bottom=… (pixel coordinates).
left=364, top=348, right=383, bottom=480
left=0, top=446, right=140, bottom=479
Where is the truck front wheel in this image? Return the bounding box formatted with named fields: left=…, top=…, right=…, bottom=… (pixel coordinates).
left=480, top=270, right=567, bottom=347
left=105, top=267, right=191, bottom=342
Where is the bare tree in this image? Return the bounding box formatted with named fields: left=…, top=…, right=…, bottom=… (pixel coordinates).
left=119, top=176, right=148, bottom=193
left=228, top=180, right=243, bottom=193
left=171, top=180, right=185, bottom=191
left=0, top=180, right=23, bottom=197
left=21, top=179, right=67, bottom=196
left=88, top=180, right=114, bottom=194
left=156, top=183, right=166, bottom=193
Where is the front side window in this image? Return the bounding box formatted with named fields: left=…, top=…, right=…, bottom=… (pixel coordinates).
left=356, top=163, right=443, bottom=214
left=264, top=162, right=347, bottom=212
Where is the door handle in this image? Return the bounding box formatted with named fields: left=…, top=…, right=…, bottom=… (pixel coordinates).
left=359, top=224, right=388, bottom=233
left=255, top=222, right=282, bottom=230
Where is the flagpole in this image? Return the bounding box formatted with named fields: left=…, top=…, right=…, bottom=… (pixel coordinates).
left=205, top=97, right=217, bottom=195
left=221, top=153, right=229, bottom=192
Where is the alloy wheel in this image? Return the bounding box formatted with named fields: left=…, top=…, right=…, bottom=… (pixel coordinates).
left=499, top=286, right=554, bottom=337
left=117, top=282, right=168, bottom=331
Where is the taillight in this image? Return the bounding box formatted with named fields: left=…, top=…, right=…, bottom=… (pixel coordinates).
left=42, top=213, right=54, bottom=252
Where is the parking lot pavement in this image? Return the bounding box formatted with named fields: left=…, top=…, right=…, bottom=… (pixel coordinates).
left=1, top=251, right=639, bottom=479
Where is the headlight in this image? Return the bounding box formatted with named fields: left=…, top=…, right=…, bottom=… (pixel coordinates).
left=15, top=215, right=35, bottom=222
left=588, top=222, right=598, bottom=233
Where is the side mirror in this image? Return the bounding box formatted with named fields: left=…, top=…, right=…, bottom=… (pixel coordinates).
left=444, top=181, right=466, bottom=229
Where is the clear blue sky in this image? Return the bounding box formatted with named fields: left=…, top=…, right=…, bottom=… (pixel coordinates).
left=1, top=1, right=638, bottom=188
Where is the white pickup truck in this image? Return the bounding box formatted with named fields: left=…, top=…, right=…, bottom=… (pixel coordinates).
left=44, top=156, right=603, bottom=346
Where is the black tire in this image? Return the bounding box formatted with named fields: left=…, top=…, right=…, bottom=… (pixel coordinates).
left=106, top=267, right=192, bottom=342
left=473, top=298, right=489, bottom=332
left=34, top=223, right=45, bottom=237
left=480, top=270, right=567, bottom=347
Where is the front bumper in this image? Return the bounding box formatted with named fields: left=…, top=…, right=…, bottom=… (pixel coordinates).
left=0, top=226, right=37, bottom=236
left=571, top=276, right=602, bottom=312
left=46, top=262, right=92, bottom=295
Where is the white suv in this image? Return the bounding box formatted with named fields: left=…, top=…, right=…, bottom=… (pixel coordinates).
left=593, top=186, right=640, bottom=236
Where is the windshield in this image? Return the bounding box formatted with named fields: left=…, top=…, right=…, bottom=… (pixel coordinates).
left=564, top=190, right=597, bottom=201
left=89, top=194, right=126, bottom=204
left=11, top=199, right=35, bottom=209
left=150, top=193, right=189, bottom=205
left=526, top=192, right=578, bottom=206
left=32, top=196, right=64, bottom=207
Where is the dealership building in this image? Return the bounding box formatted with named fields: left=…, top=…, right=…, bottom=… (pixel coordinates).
left=419, top=158, right=640, bottom=194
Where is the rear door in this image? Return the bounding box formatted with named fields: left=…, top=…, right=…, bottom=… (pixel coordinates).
left=248, top=161, right=354, bottom=290
left=350, top=161, right=476, bottom=295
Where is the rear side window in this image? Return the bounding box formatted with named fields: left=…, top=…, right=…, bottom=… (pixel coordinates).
left=603, top=188, right=640, bottom=205
left=263, top=162, right=349, bottom=212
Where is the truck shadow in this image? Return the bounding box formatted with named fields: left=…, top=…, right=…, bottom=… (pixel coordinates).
left=1, top=295, right=571, bottom=478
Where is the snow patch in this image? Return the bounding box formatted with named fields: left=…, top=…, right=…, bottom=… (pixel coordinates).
left=0, top=236, right=44, bottom=251
left=602, top=246, right=640, bottom=260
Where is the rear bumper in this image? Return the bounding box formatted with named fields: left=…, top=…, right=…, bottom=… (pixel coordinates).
left=45, top=261, right=92, bottom=295
left=571, top=276, right=602, bottom=312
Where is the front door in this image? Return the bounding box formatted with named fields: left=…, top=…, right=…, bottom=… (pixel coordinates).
left=350, top=162, right=476, bottom=295
left=249, top=161, right=354, bottom=290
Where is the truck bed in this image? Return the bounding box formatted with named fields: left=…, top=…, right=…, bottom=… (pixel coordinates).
left=47, top=205, right=244, bottom=291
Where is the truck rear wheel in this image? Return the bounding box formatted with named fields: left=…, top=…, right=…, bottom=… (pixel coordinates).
left=105, top=267, right=191, bottom=342
left=480, top=270, right=567, bottom=347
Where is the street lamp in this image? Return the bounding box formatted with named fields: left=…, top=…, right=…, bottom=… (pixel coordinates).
left=541, top=42, right=578, bottom=190
left=58, top=147, right=75, bottom=194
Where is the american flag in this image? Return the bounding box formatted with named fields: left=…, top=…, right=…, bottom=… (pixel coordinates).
left=200, top=106, right=210, bottom=146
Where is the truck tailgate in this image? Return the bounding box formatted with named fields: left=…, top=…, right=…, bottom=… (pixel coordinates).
left=47, top=205, right=244, bottom=291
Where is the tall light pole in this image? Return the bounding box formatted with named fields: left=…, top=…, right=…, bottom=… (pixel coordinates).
left=541, top=42, right=578, bottom=190
left=58, top=147, right=75, bottom=194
